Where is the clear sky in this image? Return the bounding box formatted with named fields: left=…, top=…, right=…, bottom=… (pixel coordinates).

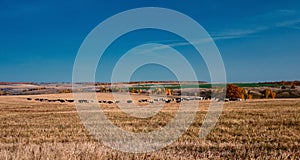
left=0, top=0, right=300, bottom=82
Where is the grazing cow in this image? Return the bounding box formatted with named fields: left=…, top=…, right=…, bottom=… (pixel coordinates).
left=183, top=98, right=189, bottom=101
left=165, top=99, right=171, bottom=103
left=107, top=101, right=114, bottom=104
left=27, top=98, right=32, bottom=101
left=66, top=100, right=74, bottom=103
left=138, top=99, right=148, bottom=103
left=175, top=98, right=182, bottom=103
left=159, top=98, right=164, bottom=101
left=229, top=98, right=242, bottom=101
left=127, top=100, right=133, bottom=103
left=147, top=100, right=154, bottom=103
left=35, top=98, right=40, bottom=101
left=98, top=100, right=102, bottom=103
left=78, top=100, right=88, bottom=103
left=164, top=98, right=172, bottom=103
left=195, top=97, right=203, bottom=100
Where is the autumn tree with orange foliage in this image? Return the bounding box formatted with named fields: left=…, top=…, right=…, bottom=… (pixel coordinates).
left=165, top=88, right=173, bottom=96
left=262, top=89, right=276, bottom=99
left=226, top=84, right=248, bottom=100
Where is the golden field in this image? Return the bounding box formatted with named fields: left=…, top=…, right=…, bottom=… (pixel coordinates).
left=0, top=93, right=299, bottom=159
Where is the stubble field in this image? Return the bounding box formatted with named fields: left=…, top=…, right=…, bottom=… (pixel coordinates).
left=0, top=93, right=299, bottom=159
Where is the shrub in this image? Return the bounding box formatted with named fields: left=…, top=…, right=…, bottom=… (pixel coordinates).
left=60, top=89, right=72, bottom=93
left=99, top=87, right=112, bottom=92
left=111, top=87, right=120, bottom=92
left=0, top=91, right=9, bottom=95
left=131, top=88, right=138, bottom=93
left=99, top=87, right=106, bottom=92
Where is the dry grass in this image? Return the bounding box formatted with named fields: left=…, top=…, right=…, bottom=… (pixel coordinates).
left=0, top=94, right=299, bottom=159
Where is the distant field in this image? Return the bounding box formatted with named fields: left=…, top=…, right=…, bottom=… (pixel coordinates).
left=0, top=94, right=299, bottom=159
left=129, top=83, right=281, bottom=90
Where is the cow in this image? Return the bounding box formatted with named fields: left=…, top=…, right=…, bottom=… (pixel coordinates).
left=78, top=100, right=88, bottom=103
left=182, top=98, right=189, bottom=101
left=138, top=99, right=148, bottom=103
left=58, top=99, right=65, bottom=103
left=147, top=100, right=154, bottom=103
left=107, top=101, right=114, bottom=104
left=164, top=98, right=172, bottom=103
left=175, top=98, right=182, bottom=103
left=195, top=97, right=204, bottom=100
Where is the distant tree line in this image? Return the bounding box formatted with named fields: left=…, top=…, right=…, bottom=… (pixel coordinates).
left=226, top=84, right=277, bottom=100
left=260, top=81, right=299, bottom=86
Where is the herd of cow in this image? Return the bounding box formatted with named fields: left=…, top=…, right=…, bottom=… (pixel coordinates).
left=27, top=98, right=74, bottom=103
left=26, top=96, right=211, bottom=104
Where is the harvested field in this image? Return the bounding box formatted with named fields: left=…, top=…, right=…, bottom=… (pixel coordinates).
left=0, top=94, right=299, bottom=159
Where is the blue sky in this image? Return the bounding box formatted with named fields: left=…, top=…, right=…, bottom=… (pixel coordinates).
left=0, top=0, right=300, bottom=82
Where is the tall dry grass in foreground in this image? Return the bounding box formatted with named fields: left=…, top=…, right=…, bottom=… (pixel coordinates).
left=0, top=94, right=299, bottom=159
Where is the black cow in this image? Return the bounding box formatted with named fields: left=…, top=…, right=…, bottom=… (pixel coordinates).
left=107, top=101, right=114, bottom=104
left=175, top=98, right=182, bottom=103
left=78, top=100, right=88, bottom=103
left=164, top=98, right=172, bottom=103
left=138, top=99, right=148, bottom=102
